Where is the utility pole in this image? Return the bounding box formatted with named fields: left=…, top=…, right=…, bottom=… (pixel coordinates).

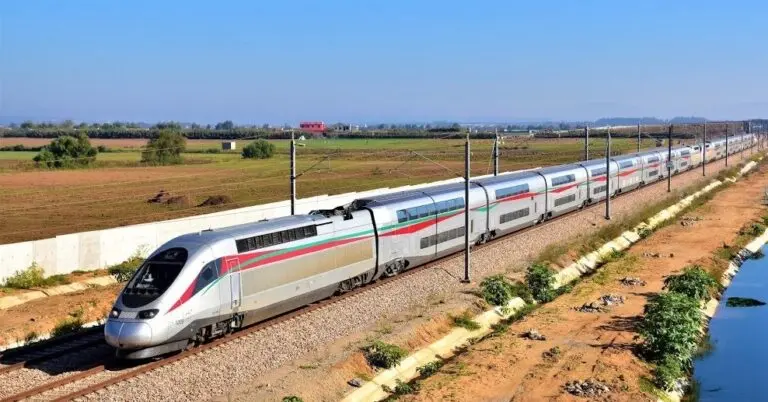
left=667, top=125, right=672, bottom=193
left=493, top=129, right=499, bottom=176
left=463, top=131, right=471, bottom=283
left=725, top=123, right=728, bottom=167
left=584, top=126, right=589, bottom=160
left=605, top=127, right=611, bottom=220
left=702, top=122, right=706, bottom=176
left=637, top=123, right=641, bottom=153
left=290, top=131, right=296, bottom=215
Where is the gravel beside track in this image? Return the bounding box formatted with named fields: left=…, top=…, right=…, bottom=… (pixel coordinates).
left=60, top=158, right=739, bottom=401
left=0, top=344, right=111, bottom=400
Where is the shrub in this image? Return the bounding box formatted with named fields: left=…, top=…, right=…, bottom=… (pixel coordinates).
left=525, top=263, right=556, bottom=303
left=281, top=397, right=303, bottom=402
left=363, top=341, right=408, bottom=369
left=480, top=274, right=532, bottom=306
left=108, top=253, right=145, bottom=282
left=141, top=130, right=186, bottom=165
left=417, top=360, right=443, bottom=378
left=639, top=292, right=702, bottom=364
left=242, top=139, right=276, bottom=159
left=33, top=133, right=97, bottom=168
left=96, top=145, right=109, bottom=152
left=3, top=263, right=47, bottom=289
left=451, top=311, right=481, bottom=330
left=663, top=265, right=719, bottom=301
left=741, top=222, right=766, bottom=237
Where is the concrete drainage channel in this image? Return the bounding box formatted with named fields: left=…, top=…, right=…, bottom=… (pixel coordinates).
left=342, top=159, right=760, bottom=402
left=661, top=218, right=768, bottom=402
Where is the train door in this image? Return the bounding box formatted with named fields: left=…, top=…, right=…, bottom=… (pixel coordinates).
left=225, top=257, right=241, bottom=310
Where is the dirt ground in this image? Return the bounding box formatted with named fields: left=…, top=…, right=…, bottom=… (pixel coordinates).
left=0, top=283, right=122, bottom=345
left=215, top=292, right=481, bottom=402
left=387, top=164, right=768, bottom=401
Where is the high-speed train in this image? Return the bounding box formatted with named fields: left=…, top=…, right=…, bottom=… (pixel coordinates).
left=105, top=134, right=757, bottom=358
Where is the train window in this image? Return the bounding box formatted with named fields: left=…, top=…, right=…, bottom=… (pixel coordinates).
left=593, top=185, right=607, bottom=195
left=619, top=161, right=634, bottom=169
left=435, top=201, right=446, bottom=214
left=397, top=210, right=407, bottom=223
left=500, top=208, right=530, bottom=224
left=271, top=232, right=281, bottom=244
left=417, top=205, right=430, bottom=218
left=647, top=156, right=659, bottom=163
left=590, top=167, right=606, bottom=176
left=285, top=229, right=296, bottom=242
left=405, top=208, right=418, bottom=220
left=551, top=174, right=575, bottom=186
left=554, top=194, right=576, bottom=207
left=648, top=170, right=659, bottom=177
left=304, top=225, right=317, bottom=237
left=194, top=261, right=219, bottom=294
left=122, top=247, right=188, bottom=308
left=681, top=150, right=690, bottom=156
left=495, top=183, right=529, bottom=200
left=426, top=204, right=436, bottom=216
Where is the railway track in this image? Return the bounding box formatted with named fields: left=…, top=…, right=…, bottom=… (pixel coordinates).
left=0, top=157, right=743, bottom=401
left=0, top=327, right=105, bottom=376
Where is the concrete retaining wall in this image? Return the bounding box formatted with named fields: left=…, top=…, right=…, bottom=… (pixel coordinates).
left=0, top=174, right=501, bottom=283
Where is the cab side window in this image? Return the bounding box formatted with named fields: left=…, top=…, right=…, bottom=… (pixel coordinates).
left=194, top=261, right=219, bottom=294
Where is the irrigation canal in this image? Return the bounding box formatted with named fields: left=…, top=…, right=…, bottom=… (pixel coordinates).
left=693, top=245, right=768, bottom=401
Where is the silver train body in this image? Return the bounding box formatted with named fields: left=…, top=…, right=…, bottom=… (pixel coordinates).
left=106, top=135, right=756, bottom=358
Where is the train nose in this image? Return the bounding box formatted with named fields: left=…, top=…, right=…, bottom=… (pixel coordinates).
left=105, top=319, right=153, bottom=349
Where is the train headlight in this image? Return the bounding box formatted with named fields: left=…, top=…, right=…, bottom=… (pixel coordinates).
left=138, top=309, right=159, bottom=319
left=110, top=308, right=121, bottom=318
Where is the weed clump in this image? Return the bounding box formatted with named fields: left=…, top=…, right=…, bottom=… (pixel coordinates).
left=363, top=341, right=408, bottom=369
left=108, top=253, right=145, bottom=282
left=51, top=312, right=85, bottom=337
left=480, top=274, right=532, bottom=306
left=451, top=311, right=481, bottom=331
left=663, top=265, right=719, bottom=301
left=281, top=397, right=304, bottom=402
left=417, top=360, right=443, bottom=378
left=383, top=379, right=419, bottom=395
left=2, top=263, right=70, bottom=289
left=526, top=263, right=556, bottom=303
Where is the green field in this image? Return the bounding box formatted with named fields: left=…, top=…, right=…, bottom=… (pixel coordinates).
left=0, top=137, right=669, bottom=244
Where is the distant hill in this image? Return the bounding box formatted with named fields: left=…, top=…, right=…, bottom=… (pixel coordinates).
left=594, top=116, right=708, bottom=126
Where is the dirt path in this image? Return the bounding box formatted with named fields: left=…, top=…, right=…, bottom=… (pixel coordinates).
left=400, top=166, right=768, bottom=401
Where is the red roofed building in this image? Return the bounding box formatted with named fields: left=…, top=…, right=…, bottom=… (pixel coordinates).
left=299, top=121, right=326, bottom=134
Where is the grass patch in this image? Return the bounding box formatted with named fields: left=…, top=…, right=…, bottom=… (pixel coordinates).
left=451, top=311, right=481, bottom=331
left=363, top=341, right=408, bottom=369
left=535, top=242, right=569, bottom=265
left=2, top=263, right=70, bottom=289
left=51, top=316, right=84, bottom=337
left=639, top=376, right=674, bottom=402
left=23, top=330, right=39, bottom=345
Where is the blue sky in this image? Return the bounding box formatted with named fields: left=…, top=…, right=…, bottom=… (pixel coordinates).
left=1, top=0, right=766, bottom=124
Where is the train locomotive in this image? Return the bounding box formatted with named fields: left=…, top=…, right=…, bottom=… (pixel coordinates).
left=105, top=134, right=757, bottom=358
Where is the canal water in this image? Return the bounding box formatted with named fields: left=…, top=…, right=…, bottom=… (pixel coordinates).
left=693, top=246, right=768, bottom=401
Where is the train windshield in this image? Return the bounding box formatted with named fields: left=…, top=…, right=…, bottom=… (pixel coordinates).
left=122, top=247, right=188, bottom=308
